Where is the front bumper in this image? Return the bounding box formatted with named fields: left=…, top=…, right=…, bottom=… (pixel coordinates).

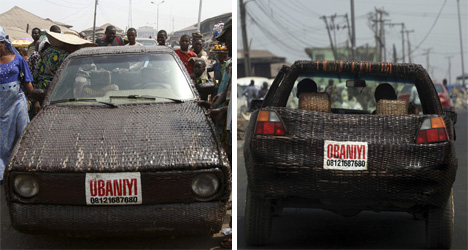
left=9, top=202, right=226, bottom=237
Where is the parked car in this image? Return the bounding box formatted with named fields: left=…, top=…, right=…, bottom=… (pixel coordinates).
left=433, top=82, right=455, bottom=111
left=136, top=38, right=158, bottom=46
left=244, top=61, right=457, bottom=248
left=4, top=46, right=231, bottom=237
left=398, top=82, right=454, bottom=112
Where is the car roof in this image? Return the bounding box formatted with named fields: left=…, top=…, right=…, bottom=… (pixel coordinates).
left=69, top=45, right=174, bottom=58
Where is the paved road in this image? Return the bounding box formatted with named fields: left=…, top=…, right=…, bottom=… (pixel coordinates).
left=1, top=188, right=231, bottom=249
left=237, top=108, right=467, bottom=249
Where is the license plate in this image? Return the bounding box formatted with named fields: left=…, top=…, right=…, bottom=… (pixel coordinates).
left=85, top=172, right=142, bottom=205
left=323, top=140, right=368, bottom=170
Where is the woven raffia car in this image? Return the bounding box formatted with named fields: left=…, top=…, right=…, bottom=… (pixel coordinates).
left=4, top=46, right=231, bottom=237
left=244, top=60, right=458, bottom=248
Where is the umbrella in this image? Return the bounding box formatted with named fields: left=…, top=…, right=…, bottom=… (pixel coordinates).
left=12, top=38, right=33, bottom=48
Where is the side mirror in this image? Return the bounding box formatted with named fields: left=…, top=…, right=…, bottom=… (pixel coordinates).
left=346, top=79, right=366, bottom=88
left=249, top=99, right=263, bottom=112
left=444, top=110, right=457, bottom=125
left=30, top=89, right=46, bottom=103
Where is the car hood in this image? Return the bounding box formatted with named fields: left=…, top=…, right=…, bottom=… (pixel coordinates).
left=8, top=102, right=227, bottom=173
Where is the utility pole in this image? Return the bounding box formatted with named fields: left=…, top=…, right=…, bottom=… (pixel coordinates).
left=92, top=0, right=98, bottom=43
left=446, top=56, right=453, bottom=84
left=350, top=0, right=356, bottom=60
left=457, top=0, right=466, bottom=86
left=197, top=0, right=202, bottom=31
left=372, top=8, right=388, bottom=62
left=392, top=44, right=397, bottom=63
left=423, top=48, right=432, bottom=76
left=128, top=0, right=132, bottom=29
left=321, top=15, right=338, bottom=60
left=387, top=22, right=405, bottom=62
left=405, top=30, right=414, bottom=63
left=239, top=0, right=251, bottom=76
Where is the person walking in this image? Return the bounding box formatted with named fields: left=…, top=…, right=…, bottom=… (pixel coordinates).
left=242, top=80, right=259, bottom=110
left=0, top=27, right=34, bottom=183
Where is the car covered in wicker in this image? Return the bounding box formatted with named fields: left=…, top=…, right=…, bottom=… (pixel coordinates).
left=4, top=46, right=231, bottom=237
left=244, top=60, right=457, bottom=248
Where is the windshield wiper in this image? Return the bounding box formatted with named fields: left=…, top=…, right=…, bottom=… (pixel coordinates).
left=109, top=95, right=184, bottom=103
left=50, top=98, right=118, bottom=108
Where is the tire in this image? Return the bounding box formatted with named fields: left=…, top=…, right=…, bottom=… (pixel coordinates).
left=426, top=189, right=454, bottom=249
left=244, top=186, right=272, bottom=246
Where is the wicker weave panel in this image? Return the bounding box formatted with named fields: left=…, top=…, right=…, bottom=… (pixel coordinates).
left=244, top=108, right=457, bottom=207
left=376, top=99, right=408, bottom=115
left=8, top=102, right=228, bottom=172
left=298, top=92, right=331, bottom=112
left=10, top=202, right=226, bottom=236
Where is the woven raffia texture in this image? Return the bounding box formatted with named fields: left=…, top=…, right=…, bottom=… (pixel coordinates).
left=6, top=101, right=230, bottom=235
left=298, top=92, right=331, bottom=112
left=376, top=99, right=408, bottom=115
left=245, top=107, right=457, bottom=208
left=11, top=202, right=226, bottom=236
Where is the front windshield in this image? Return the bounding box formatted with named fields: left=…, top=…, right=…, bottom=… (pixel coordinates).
left=49, top=53, right=194, bottom=104
left=287, top=74, right=421, bottom=114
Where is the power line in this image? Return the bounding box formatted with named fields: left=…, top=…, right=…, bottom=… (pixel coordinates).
left=410, top=0, right=447, bottom=56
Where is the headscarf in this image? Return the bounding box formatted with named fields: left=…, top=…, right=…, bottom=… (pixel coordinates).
left=0, top=26, right=20, bottom=55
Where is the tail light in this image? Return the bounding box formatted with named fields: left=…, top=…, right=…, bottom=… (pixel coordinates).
left=254, top=110, right=286, bottom=135
left=416, top=117, right=448, bottom=144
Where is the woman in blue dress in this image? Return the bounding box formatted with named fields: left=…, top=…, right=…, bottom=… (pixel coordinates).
left=0, top=27, right=34, bottom=182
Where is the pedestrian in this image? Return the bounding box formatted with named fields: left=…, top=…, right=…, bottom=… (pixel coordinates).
left=175, top=34, right=197, bottom=75
left=0, top=26, right=35, bottom=183
left=96, top=25, right=124, bottom=46
left=193, top=59, right=214, bottom=101
left=212, top=51, right=228, bottom=85
left=257, top=81, right=269, bottom=99
left=202, top=17, right=233, bottom=248
left=242, top=80, right=259, bottom=109
left=192, top=38, right=209, bottom=79
left=38, top=25, right=62, bottom=54
left=27, top=27, right=41, bottom=57
left=409, top=85, right=421, bottom=112
left=125, top=28, right=143, bottom=46
left=157, top=30, right=167, bottom=46
left=32, top=31, right=96, bottom=114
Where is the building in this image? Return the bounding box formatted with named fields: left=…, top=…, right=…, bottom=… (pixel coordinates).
left=167, top=12, right=231, bottom=47
left=0, top=6, right=76, bottom=40
left=137, top=26, right=158, bottom=39
left=237, top=50, right=289, bottom=78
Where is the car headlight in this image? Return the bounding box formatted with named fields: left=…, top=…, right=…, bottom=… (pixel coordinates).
left=191, top=173, right=220, bottom=198
left=14, top=175, right=39, bottom=198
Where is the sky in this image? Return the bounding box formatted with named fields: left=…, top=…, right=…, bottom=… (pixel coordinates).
left=238, top=0, right=467, bottom=83
left=1, top=0, right=232, bottom=34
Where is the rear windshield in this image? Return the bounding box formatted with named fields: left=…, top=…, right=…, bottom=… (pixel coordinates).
left=49, top=53, right=194, bottom=104
left=287, top=74, right=422, bottom=114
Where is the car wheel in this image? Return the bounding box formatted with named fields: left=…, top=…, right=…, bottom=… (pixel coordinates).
left=425, top=189, right=454, bottom=249
left=244, top=186, right=272, bottom=246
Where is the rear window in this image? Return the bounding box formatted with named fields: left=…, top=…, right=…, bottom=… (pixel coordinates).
left=286, top=74, right=421, bottom=114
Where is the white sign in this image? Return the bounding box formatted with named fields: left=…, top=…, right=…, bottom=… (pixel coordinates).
left=85, top=172, right=142, bottom=205
left=323, top=140, right=368, bottom=170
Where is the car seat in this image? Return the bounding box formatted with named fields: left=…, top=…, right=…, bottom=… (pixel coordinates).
left=298, top=92, right=331, bottom=113
left=376, top=99, right=408, bottom=115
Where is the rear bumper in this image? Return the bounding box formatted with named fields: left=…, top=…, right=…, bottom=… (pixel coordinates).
left=245, top=138, right=457, bottom=208
left=9, top=202, right=226, bottom=236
